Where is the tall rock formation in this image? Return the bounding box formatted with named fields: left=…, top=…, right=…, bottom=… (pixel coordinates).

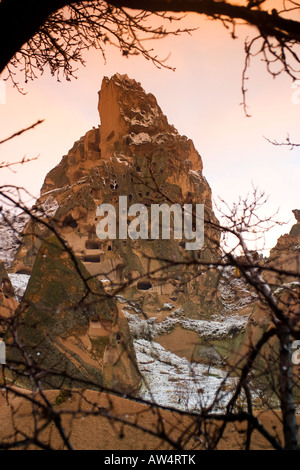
left=12, top=74, right=222, bottom=324
left=6, top=236, right=140, bottom=392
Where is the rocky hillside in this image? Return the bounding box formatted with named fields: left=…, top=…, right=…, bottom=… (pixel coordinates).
left=5, top=235, right=140, bottom=392
left=2, top=74, right=299, bottom=406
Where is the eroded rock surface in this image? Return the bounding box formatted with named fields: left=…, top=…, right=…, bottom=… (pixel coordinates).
left=12, top=75, right=224, bottom=365
left=265, top=210, right=300, bottom=286
left=0, top=260, right=18, bottom=336
left=6, top=236, right=140, bottom=393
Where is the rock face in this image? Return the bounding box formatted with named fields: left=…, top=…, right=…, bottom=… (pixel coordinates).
left=0, top=260, right=18, bottom=336
left=12, top=74, right=224, bottom=362
left=232, top=212, right=300, bottom=397
left=235, top=285, right=300, bottom=400
left=265, top=210, right=300, bottom=286
left=6, top=236, right=140, bottom=392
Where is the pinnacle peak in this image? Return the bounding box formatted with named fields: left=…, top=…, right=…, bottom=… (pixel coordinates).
left=292, top=209, right=300, bottom=223
left=98, top=73, right=171, bottom=156
left=102, top=73, right=142, bottom=87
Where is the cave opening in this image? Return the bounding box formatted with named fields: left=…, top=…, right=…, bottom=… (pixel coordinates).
left=82, top=255, right=101, bottom=263
left=137, top=281, right=152, bottom=291
left=85, top=240, right=101, bottom=250
left=62, top=214, right=78, bottom=229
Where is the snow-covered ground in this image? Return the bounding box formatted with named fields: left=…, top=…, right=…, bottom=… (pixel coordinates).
left=135, top=339, right=235, bottom=413
left=121, top=304, right=242, bottom=412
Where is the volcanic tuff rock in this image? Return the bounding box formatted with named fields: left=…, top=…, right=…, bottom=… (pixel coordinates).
left=230, top=211, right=300, bottom=396
left=293, top=209, right=300, bottom=223
left=11, top=74, right=226, bottom=363
left=0, top=260, right=18, bottom=337
left=6, top=236, right=140, bottom=392
left=234, top=284, right=300, bottom=400
left=264, top=209, right=300, bottom=286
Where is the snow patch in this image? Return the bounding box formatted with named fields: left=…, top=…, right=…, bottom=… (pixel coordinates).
left=274, top=281, right=300, bottom=296
left=8, top=273, right=30, bottom=303
left=0, top=213, right=29, bottom=268
left=128, top=133, right=152, bottom=145
left=189, top=170, right=201, bottom=178
left=162, top=302, right=175, bottom=311
left=123, top=308, right=248, bottom=341
left=37, top=196, right=59, bottom=218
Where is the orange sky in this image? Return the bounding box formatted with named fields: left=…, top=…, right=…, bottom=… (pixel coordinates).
left=0, top=8, right=299, bottom=253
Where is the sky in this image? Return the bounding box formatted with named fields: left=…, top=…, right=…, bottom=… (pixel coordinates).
left=0, top=8, right=299, bottom=254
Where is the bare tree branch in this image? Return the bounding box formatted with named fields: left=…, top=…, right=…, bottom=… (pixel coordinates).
left=0, top=120, right=44, bottom=145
